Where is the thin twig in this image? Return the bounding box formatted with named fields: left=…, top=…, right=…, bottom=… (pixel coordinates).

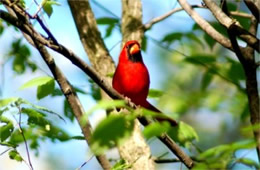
left=230, top=11, right=253, bottom=19
left=16, top=106, right=34, bottom=170
left=154, top=158, right=181, bottom=163
left=144, top=4, right=204, bottom=30
left=76, top=155, right=94, bottom=170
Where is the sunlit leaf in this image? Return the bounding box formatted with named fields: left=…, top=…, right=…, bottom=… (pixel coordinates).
left=36, top=78, right=55, bottom=99
left=112, top=159, right=132, bottom=170
left=9, top=150, right=23, bottom=162
left=168, top=121, right=199, bottom=147
left=0, top=98, right=18, bottom=108
left=143, top=122, right=170, bottom=139
left=85, top=100, right=126, bottom=116
left=90, top=114, right=134, bottom=154
left=237, top=158, right=260, bottom=169
left=42, top=0, right=60, bottom=17
left=19, top=76, right=53, bottom=90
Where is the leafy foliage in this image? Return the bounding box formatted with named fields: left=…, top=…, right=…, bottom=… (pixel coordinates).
left=19, top=76, right=55, bottom=100
left=42, top=0, right=61, bottom=17
left=0, top=97, right=70, bottom=156
left=97, top=17, right=119, bottom=38
left=194, top=139, right=257, bottom=169
left=8, top=39, right=37, bottom=74
left=90, top=114, right=134, bottom=155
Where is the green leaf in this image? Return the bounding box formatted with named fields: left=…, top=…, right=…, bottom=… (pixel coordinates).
left=143, top=122, right=170, bottom=139
left=141, top=36, right=147, bottom=52
left=112, top=159, right=132, bottom=170
left=201, top=70, right=213, bottom=90
left=168, top=121, right=199, bottom=147
left=36, top=78, right=55, bottom=99
left=104, top=24, right=115, bottom=38
left=96, top=17, right=119, bottom=25
left=240, top=104, right=249, bottom=121
left=42, top=0, right=60, bottom=17
left=18, top=98, right=65, bottom=122
left=9, top=150, right=23, bottom=162
left=185, top=54, right=216, bottom=65
left=185, top=32, right=204, bottom=47
left=204, top=33, right=216, bottom=49
left=85, top=100, right=126, bottom=116
left=0, top=97, right=18, bottom=108
left=90, top=79, right=102, bottom=101
left=237, top=158, right=260, bottom=169
left=19, top=76, right=54, bottom=90
left=64, top=100, right=74, bottom=121
left=43, top=124, right=70, bottom=141
left=0, top=20, right=4, bottom=35
left=161, top=32, right=183, bottom=43
left=225, top=58, right=245, bottom=84
left=148, top=89, right=163, bottom=98
left=0, top=116, right=14, bottom=142
left=90, top=114, right=134, bottom=154
left=21, top=108, right=48, bottom=127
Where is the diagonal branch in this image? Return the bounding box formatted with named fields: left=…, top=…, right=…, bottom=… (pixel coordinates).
left=1, top=1, right=111, bottom=169
left=177, top=0, right=232, bottom=50
left=0, top=6, right=194, bottom=169
left=203, top=0, right=260, bottom=52
left=244, top=0, right=260, bottom=22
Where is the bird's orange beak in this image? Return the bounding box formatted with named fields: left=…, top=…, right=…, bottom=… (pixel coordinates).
left=130, top=43, right=140, bottom=55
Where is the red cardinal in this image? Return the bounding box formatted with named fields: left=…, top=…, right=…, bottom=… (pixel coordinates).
left=112, top=40, right=177, bottom=126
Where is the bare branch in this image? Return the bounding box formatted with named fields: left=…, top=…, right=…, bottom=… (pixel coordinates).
left=230, top=11, right=254, bottom=19
left=16, top=106, right=34, bottom=170
left=177, top=0, right=232, bottom=50
left=144, top=5, right=204, bottom=30
left=203, top=0, right=260, bottom=52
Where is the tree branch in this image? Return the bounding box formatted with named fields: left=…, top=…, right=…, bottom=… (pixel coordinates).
left=68, top=0, right=115, bottom=81
left=121, top=0, right=144, bottom=45
left=222, top=0, right=260, bottom=161
left=0, top=5, right=194, bottom=169
left=177, top=0, right=232, bottom=50
left=144, top=5, right=204, bottom=30
left=0, top=1, right=111, bottom=169
left=203, top=0, right=260, bottom=52
left=120, top=1, right=155, bottom=169
left=244, top=0, right=260, bottom=22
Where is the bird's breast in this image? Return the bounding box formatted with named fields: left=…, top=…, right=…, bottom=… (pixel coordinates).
left=113, top=61, right=150, bottom=105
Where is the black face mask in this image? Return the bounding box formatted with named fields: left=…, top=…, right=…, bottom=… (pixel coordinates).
left=127, top=45, right=143, bottom=63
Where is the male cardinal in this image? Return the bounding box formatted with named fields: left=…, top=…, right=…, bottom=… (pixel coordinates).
left=112, top=40, right=177, bottom=126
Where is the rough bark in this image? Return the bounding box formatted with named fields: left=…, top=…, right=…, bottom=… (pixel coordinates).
left=68, top=0, right=154, bottom=169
